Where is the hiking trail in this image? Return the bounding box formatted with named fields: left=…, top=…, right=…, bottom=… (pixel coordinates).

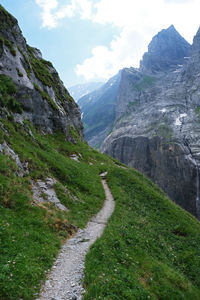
left=37, top=172, right=115, bottom=300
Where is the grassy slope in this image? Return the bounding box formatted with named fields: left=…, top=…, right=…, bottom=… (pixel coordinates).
left=0, top=120, right=200, bottom=299
left=84, top=168, right=200, bottom=299
left=0, top=120, right=110, bottom=300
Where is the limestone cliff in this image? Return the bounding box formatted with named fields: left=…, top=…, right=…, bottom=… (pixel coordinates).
left=0, top=5, right=83, bottom=141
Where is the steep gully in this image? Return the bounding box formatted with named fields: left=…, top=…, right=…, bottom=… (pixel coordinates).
left=196, top=163, right=200, bottom=219
left=184, top=139, right=200, bottom=219
left=180, top=107, right=200, bottom=219
left=37, top=173, right=115, bottom=300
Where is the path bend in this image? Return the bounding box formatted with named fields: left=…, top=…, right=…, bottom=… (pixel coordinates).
left=37, top=173, right=115, bottom=300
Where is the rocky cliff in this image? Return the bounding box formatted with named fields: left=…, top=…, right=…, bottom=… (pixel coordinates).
left=100, top=26, right=200, bottom=218
left=0, top=5, right=83, bottom=141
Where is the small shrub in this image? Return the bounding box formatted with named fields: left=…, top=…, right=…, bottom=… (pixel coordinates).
left=16, top=68, right=23, bottom=77
left=0, top=74, right=22, bottom=113
left=0, top=34, right=16, bottom=56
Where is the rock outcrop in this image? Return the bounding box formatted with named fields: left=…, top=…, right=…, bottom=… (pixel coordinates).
left=0, top=5, right=83, bottom=141
left=31, top=178, right=67, bottom=211
left=99, top=26, right=200, bottom=218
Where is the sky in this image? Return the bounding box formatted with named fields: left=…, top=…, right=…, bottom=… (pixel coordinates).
left=1, top=0, right=200, bottom=88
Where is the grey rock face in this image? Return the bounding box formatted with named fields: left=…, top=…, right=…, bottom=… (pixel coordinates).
left=0, top=5, right=83, bottom=141
left=104, top=136, right=197, bottom=216
left=101, top=26, right=200, bottom=218
left=140, top=25, right=190, bottom=73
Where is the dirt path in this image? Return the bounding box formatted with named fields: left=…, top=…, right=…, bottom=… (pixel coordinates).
left=37, top=173, right=115, bottom=300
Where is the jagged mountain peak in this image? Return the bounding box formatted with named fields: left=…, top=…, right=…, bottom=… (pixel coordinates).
left=182, top=26, right=200, bottom=79
left=191, top=26, right=200, bottom=53
left=140, top=25, right=190, bottom=73
left=167, top=24, right=176, bottom=30
left=162, top=24, right=178, bottom=34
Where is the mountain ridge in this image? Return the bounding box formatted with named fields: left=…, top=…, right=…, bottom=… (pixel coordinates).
left=101, top=25, right=200, bottom=218
left=78, top=70, right=122, bottom=147
left=79, top=25, right=191, bottom=148
left=79, top=24, right=200, bottom=218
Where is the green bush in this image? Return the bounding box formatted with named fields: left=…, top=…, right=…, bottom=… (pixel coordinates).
left=0, top=4, right=16, bottom=29
left=0, top=34, right=16, bottom=56
left=16, top=68, right=23, bottom=77
left=0, top=74, right=22, bottom=113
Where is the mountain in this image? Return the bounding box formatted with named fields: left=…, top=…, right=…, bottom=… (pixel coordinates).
left=78, top=71, right=121, bottom=147
left=68, top=82, right=103, bottom=102
left=1, top=6, right=200, bottom=300
left=101, top=26, right=200, bottom=218
left=140, top=25, right=190, bottom=73
left=79, top=25, right=200, bottom=218
left=79, top=25, right=191, bottom=149
left=0, top=5, right=83, bottom=141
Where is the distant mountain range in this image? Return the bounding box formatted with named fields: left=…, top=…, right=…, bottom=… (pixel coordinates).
left=68, top=82, right=103, bottom=102
left=77, top=72, right=121, bottom=148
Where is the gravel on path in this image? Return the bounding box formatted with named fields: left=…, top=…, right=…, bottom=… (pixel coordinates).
left=37, top=173, right=115, bottom=300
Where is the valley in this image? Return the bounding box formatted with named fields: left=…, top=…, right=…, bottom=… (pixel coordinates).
left=0, top=5, right=200, bottom=300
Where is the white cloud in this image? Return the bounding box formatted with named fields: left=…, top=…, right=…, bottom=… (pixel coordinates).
left=35, top=0, right=58, bottom=28
left=92, top=0, right=199, bottom=41
left=93, top=0, right=161, bottom=28
left=35, top=0, right=200, bottom=80
left=35, top=0, right=93, bottom=28
left=164, top=0, right=193, bottom=3
left=76, top=0, right=200, bottom=80
left=76, top=28, right=145, bottom=80
left=75, top=0, right=93, bottom=19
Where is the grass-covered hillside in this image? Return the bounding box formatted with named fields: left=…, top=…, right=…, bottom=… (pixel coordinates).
left=0, top=116, right=200, bottom=300
left=0, top=118, right=108, bottom=299
left=84, top=169, right=200, bottom=299
left=0, top=4, right=199, bottom=299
